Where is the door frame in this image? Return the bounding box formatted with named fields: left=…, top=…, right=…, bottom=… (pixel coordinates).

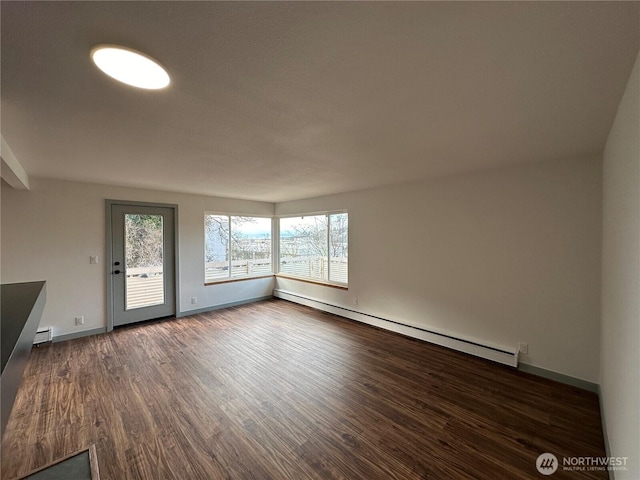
left=105, top=200, right=180, bottom=332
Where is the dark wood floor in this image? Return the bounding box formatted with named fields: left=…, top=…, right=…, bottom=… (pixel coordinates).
left=1, top=299, right=607, bottom=479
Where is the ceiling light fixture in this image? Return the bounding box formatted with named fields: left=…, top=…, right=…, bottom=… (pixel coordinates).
left=90, top=45, right=170, bottom=90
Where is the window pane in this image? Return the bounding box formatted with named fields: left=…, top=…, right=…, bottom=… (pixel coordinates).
left=205, top=215, right=229, bottom=281
left=230, top=217, right=272, bottom=277
left=125, top=214, right=165, bottom=310
left=279, top=215, right=328, bottom=281
left=329, top=213, right=348, bottom=283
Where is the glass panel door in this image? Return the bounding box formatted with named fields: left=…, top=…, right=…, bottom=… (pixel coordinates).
left=110, top=204, right=175, bottom=327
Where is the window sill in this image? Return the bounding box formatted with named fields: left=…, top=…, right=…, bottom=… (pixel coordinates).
left=205, top=274, right=274, bottom=286
left=275, top=274, right=348, bottom=290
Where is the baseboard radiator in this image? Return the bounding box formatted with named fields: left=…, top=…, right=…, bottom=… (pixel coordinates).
left=273, top=289, right=518, bottom=367
left=33, top=327, right=52, bottom=345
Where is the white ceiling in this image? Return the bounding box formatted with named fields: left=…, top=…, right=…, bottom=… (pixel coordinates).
left=2, top=2, right=638, bottom=203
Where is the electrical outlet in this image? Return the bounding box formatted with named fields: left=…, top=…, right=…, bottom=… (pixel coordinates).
left=191, top=297, right=197, bottom=305
left=353, top=297, right=359, bottom=306
left=90, top=256, right=99, bottom=264
left=518, top=342, right=528, bottom=355
left=75, top=316, right=85, bottom=326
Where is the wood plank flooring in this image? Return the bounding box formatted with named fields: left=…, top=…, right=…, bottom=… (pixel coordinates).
left=1, top=299, right=607, bottom=479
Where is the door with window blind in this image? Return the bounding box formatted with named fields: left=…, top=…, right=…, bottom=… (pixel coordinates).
left=110, top=204, right=176, bottom=326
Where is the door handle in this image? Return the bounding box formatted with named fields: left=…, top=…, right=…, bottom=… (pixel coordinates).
left=113, top=270, right=121, bottom=275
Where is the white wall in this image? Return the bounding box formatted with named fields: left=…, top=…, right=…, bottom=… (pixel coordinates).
left=0, top=149, right=606, bottom=384
left=1, top=177, right=275, bottom=337
left=276, top=156, right=603, bottom=382
left=601, top=51, right=640, bottom=478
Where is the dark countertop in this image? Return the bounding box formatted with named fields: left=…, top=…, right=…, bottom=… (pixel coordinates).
left=1, top=281, right=47, bottom=374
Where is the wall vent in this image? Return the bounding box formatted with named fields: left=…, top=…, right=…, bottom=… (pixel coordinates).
left=33, top=327, right=52, bottom=345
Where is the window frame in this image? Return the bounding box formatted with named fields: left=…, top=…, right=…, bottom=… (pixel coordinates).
left=204, top=213, right=274, bottom=285
left=276, top=210, right=348, bottom=288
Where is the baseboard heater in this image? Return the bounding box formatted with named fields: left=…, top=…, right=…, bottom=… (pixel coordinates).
left=273, top=289, right=518, bottom=367
left=33, top=327, right=52, bottom=345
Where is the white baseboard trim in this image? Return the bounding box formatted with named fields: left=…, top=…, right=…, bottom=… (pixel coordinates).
left=273, top=289, right=518, bottom=367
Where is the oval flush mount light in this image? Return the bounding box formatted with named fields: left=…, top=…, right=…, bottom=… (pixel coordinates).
left=91, top=45, right=170, bottom=90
